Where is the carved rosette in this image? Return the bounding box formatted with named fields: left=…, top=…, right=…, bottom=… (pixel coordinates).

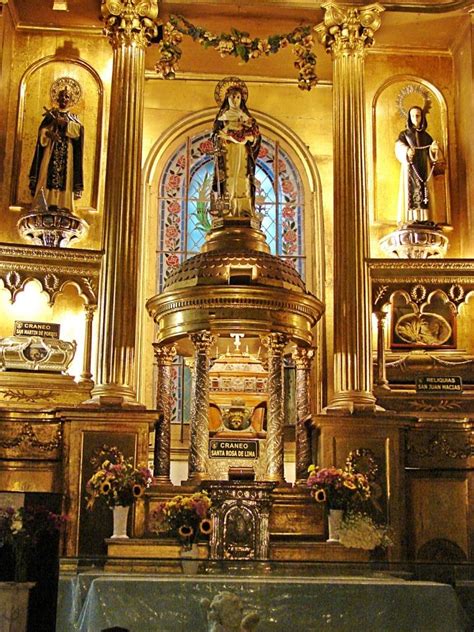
left=101, top=0, right=159, bottom=49
left=188, top=331, right=214, bottom=480
left=294, top=347, right=314, bottom=482
left=316, top=2, right=384, bottom=58
left=262, top=333, right=288, bottom=482
left=153, top=343, right=176, bottom=482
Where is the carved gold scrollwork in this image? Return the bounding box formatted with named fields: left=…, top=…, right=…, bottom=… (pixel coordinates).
left=101, top=0, right=160, bottom=48
left=373, top=284, right=389, bottom=309
left=0, top=422, right=62, bottom=452
left=0, top=389, right=55, bottom=403
left=410, top=400, right=462, bottom=412
left=5, top=270, right=21, bottom=292
left=448, top=284, right=465, bottom=303
left=410, top=284, right=427, bottom=303
left=406, top=432, right=472, bottom=460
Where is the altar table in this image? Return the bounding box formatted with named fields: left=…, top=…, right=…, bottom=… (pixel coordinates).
left=56, top=571, right=470, bottom=632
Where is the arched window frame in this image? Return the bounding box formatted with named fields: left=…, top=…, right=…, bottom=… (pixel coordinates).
left=157, top=130, right=306, bottom=293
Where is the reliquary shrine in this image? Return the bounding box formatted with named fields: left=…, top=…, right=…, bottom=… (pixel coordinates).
left=0, top=3, right=472, bottom=626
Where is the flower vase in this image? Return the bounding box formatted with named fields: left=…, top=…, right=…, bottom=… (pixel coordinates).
left=111, top=505, right=130, bottom=539
left=13, top=544, right=29, bottom=583
left=327, top=508, right=344, bottom=543
left=180, top=542, right=199, bottom=574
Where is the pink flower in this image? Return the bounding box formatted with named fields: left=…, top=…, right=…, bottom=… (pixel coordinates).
left=284, top=229, right=297, bottom=243
left=168, top=201, right=181, bottom=214
left=165, top=225, right=179, bottom=239
left=258, top=146, right=268, bottom=158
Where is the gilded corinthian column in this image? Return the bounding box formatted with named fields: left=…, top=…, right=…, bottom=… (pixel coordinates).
left=153, top=343, right=176, bottom=484
left=294, top=347, right=314, bottom=483
left=93, top=1, right=159, bottom=404
left=263, top=333, right=288, bottom=483
left=187, top=331, right=214, bottom=482
left=316, top=2, right=384, bottom=412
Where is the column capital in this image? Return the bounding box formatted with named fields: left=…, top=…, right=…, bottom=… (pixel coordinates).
left=152, top=342, right=177, bottom=365
left=316, top=2, right=384, bottom=57
left=84, top=304, right=97, bottom=319
left=374, top=308, right=389, bottom=323
left=262, top=333, right=288, bottom=356
left=101, top=0, right=160, bottom=49
left=190, top=331, right=214, bottom=353
left=293, top=346, right=315, bottom=371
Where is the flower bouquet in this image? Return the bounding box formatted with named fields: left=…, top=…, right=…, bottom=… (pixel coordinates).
left=86, top=445, right=153, bottom=509
left=0, top=505, right=67, bottom=581
left=306, top=465, right=371, bottom=510
left=339, top=511, right=393, bottom=551
left=149, top=491, right=213, bottom=549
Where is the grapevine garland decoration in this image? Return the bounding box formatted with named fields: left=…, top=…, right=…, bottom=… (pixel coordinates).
left=155, top=15, right=318, bottom=91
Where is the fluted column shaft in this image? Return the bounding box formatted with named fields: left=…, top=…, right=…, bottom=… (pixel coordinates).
left=294, top=347, right=314, bottom=483
left=188, top=331, right=213, bottom=481
left=94, top=1, right=158, bottom=403
left=263, top=333, right=288, bottom=482
left=153, top=343, right=177, bottom=483
left=374, top=310, right=389, bottom=388
left=317, top=2, right=384, bottom=412
left=79, top=305, right=96, bottom=383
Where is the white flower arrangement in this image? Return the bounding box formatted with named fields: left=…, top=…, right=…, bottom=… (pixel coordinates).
left=338, top=511, right=393, bottom=551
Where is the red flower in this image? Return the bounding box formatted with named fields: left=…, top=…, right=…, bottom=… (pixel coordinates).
left=166, top=174, right=181, bottom=191
left=166, top=254, right=180, bottom=268
left=168, top=201, right=181, bottom=214
left=258, top=146, right=269, bottom=158
left=199, top=140, right=214, bottom=155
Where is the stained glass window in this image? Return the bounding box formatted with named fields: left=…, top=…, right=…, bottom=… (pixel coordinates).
left=156, top=129, right=305, bottom=423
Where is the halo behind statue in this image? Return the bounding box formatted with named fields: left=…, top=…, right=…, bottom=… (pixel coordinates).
left=214, top=76, right=248, bottom=106
left=396, top=83, right=432, bottom=119
left=50, top=77, right=82, bottom=108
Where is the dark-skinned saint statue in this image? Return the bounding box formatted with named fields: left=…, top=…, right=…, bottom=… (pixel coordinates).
left=395, top=105, right=443, bottom=225
left=29, top=84, right=84, bottom=212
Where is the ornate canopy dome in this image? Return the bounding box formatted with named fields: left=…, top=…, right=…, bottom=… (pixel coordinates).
left=147, top=219, right=324, bottom=348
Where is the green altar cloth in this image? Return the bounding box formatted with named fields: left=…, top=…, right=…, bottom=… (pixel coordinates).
left=56, top=572, right=470, bottom=632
